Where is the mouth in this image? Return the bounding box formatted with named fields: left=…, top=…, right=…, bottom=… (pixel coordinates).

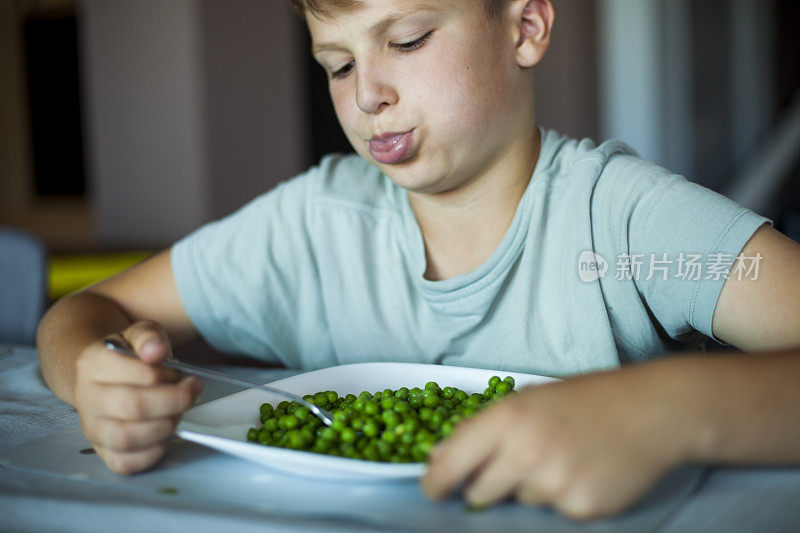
left=368, top=129, right=415, bottom=165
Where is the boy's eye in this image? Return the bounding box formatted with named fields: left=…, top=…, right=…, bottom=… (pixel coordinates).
left=331, top=61, right=355, bottom=79
left=327, top=30, right=434, bottom=80
left=391, top=30, right=434, bottom=52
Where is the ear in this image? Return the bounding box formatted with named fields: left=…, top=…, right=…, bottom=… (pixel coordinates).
left=509, top=0, right=555, bottom=68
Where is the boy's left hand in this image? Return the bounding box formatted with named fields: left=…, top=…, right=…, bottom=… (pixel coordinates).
left=421, top=369, right=689, bottom=520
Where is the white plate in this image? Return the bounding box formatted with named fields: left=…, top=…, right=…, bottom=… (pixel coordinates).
left=177, top=362, right=556, bottom=481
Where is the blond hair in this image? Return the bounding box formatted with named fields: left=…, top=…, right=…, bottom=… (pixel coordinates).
left=290, top=0, right=506, bottom=19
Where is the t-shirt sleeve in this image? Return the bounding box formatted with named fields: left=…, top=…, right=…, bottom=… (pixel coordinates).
left=594, top=153, right=772, bottom=345
left=169, top=166, right=329, bottom=367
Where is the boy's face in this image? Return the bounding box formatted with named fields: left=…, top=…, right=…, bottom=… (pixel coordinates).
left=309, top=0, right=532, bottom=196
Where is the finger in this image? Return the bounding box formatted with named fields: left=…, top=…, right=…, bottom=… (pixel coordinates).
left=515, top=476, right=554, bottom=509
left=86, top=417, right=177, bottom=453
left=421, top=409, right=505, bottom=500
left=82, top=345, right=181, bottom=386
left=120, top=320, right=173, bottom=365
left=95, top=442, right=168, bottom=476
left=463, top=449, right=523, bottom=508
left=95, top=376, right=202, bottom=421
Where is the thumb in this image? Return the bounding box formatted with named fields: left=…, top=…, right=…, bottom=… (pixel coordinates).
left=122, top=320, right=173, bottom=365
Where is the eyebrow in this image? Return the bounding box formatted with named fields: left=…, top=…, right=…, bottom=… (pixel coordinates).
left=312, top=4, right=441, bottom=55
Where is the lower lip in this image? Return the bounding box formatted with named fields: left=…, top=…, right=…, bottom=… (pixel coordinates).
left=369, top=130, right=415, bottom=165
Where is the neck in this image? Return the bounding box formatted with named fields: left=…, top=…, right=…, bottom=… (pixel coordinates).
left=409, top=126, right=541, bottom=281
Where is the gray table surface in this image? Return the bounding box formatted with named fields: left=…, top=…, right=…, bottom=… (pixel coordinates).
left=2, top=343, right=799, bottom=532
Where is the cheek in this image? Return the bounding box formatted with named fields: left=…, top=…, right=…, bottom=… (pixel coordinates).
left=330, top=85, right=363, bottom=143
left=330, top=84, right=352, bottom=127
left=417, top=53, right=508, bottom=140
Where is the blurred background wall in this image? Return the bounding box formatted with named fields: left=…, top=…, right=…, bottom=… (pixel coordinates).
left=1, top=0, right=798, bottom=288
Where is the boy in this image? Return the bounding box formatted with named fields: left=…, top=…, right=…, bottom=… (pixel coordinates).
left=37, top=0, right=800, bottom=521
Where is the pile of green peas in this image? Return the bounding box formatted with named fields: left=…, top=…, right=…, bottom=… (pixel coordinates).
left=246, top=375, right=516, bottom=463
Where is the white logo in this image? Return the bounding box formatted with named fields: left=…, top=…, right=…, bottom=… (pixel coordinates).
left=578, top=251, right=608, bottom=283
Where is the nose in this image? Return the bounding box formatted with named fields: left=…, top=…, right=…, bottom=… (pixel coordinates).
left=355, top=62, right=398, bottom=115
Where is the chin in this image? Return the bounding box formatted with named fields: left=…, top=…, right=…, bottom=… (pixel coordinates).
left=379, top=164, right=433, bottom=191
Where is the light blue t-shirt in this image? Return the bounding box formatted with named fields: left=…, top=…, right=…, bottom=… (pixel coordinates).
left=171, top=129, right=771, bottom=377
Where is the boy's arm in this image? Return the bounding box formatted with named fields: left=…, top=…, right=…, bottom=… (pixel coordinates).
left=38, top=248, right=199, bottom=403
left=684, top=223, right=800, bottom=461
left=422, top=224, right=800, bottom=519
left=37, top=248, right=203, bottom=474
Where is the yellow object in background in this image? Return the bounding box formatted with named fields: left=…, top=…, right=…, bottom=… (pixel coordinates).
left=48, top=251, right=153, bottom=300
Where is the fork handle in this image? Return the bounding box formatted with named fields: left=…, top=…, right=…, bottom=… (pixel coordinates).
left=102, top=337, right=333, bottom=426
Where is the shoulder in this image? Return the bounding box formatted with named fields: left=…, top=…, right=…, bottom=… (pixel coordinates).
left=537, top=128, right=640, bottom=184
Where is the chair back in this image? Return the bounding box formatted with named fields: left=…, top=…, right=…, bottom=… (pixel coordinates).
left=0, top=227, right=47, bottom=345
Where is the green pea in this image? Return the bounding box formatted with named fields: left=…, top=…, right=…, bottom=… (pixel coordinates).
left=382, top=410, right=399, bottom=427
left=423, top=395, right=440, bottom=408
left=393, top=401, right=411, bottom=414
left=381, top=397, right=396, bottom=411
left=363, top=446, right=380, bottom=461
left=320, top=427, right=338, bottom=441
left=313, top=394, right=329, bottom=407
left=441, top=420, right=455, bottom=435
left=340, top=428, right=357, bottom=443
left=403, top=418, right=420, bottom=433
left=363, top=420, right=380, bottom=437
left=495, top=381, right=511, bottom=395
left=376, top=439, right=392, bottom=458
left=313, top=439, right=332, bottom=453
left=364, top=400, right=379, bottom=416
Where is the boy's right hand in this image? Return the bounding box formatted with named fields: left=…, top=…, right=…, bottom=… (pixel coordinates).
left=73, top=320, right=203, bottom=475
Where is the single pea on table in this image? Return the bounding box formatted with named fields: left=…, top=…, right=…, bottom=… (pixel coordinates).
left=247, top=376, right=517, bottom=463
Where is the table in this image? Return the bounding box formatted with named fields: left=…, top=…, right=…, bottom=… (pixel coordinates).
left=2, top=343, right=799, bottom=532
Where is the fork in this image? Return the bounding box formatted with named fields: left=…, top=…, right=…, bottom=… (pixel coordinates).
left=103, top=337, right=333, bottom=426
